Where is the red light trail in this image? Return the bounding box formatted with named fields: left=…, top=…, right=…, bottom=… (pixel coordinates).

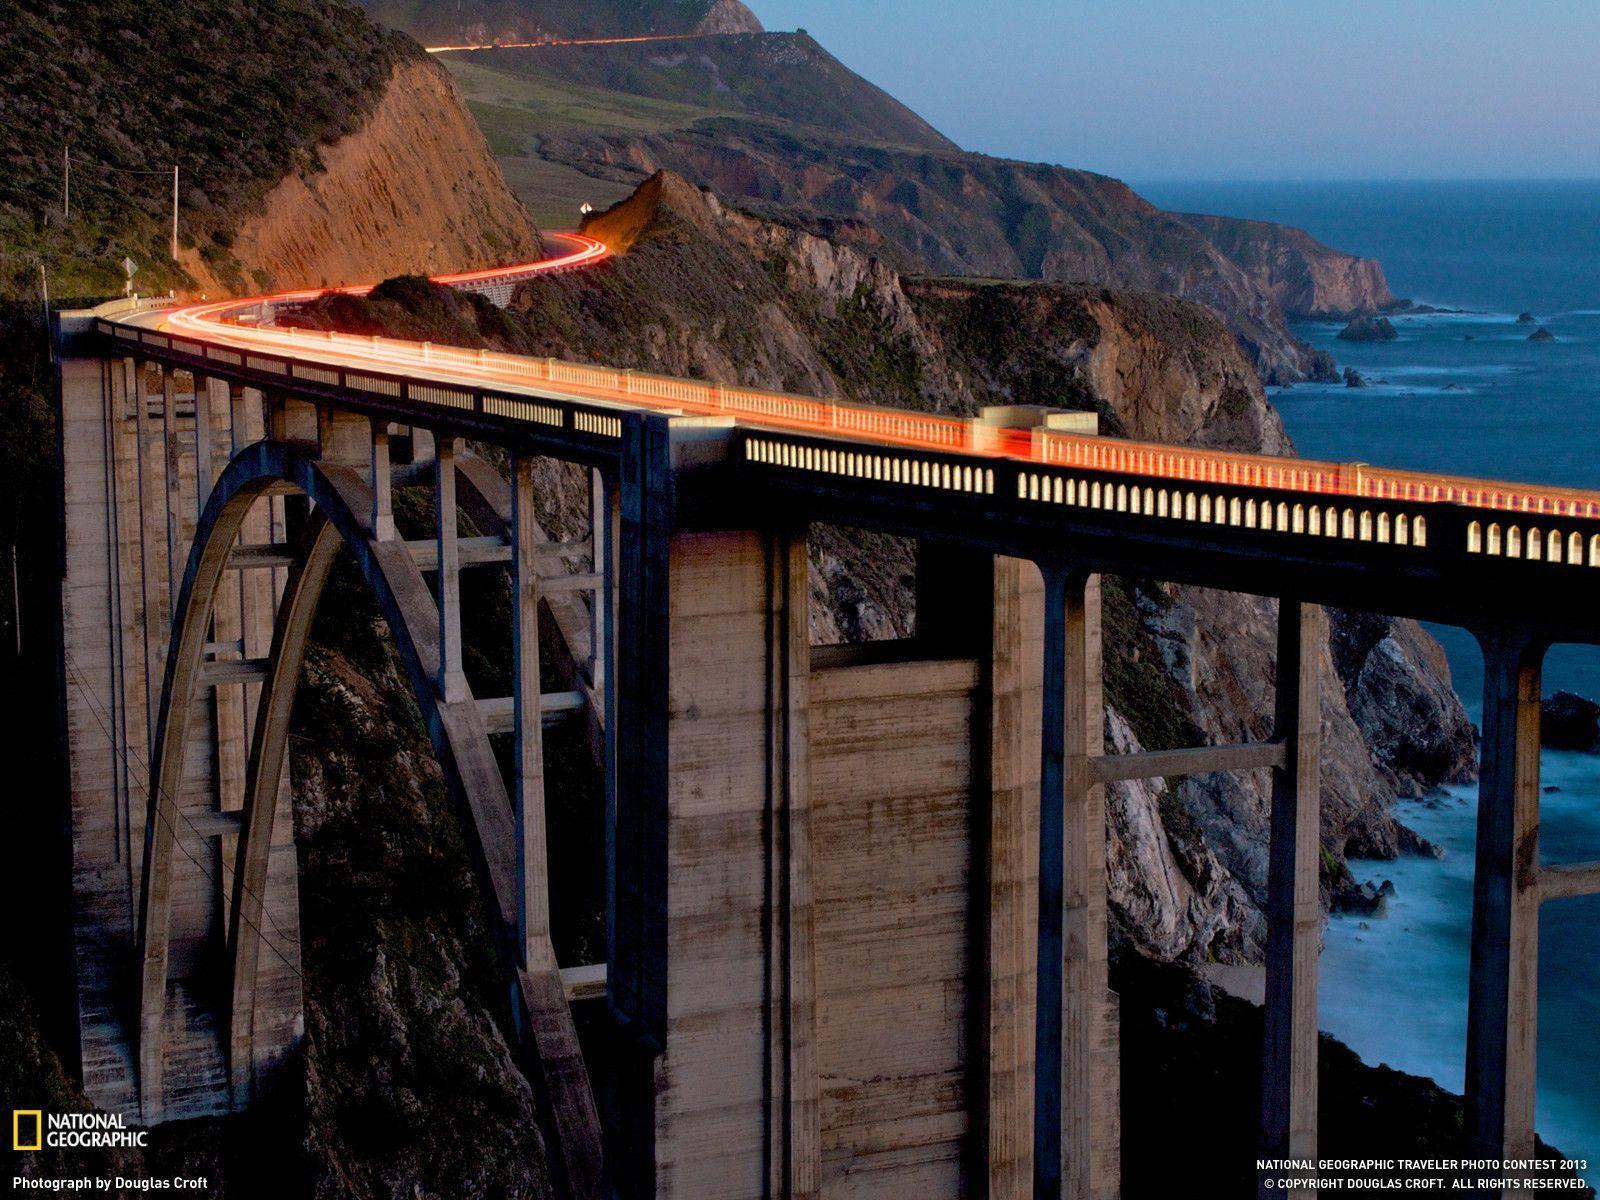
left=150, top=233, right=1600, bottom=523
left=424, top=33, right=717, bottom=53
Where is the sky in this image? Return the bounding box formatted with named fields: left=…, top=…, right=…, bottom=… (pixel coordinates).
left=746, top=1, right=1600, bottom=181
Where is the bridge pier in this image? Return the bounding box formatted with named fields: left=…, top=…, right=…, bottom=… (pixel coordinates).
left=1034, top=567, right=1119, bottom=1200
left=1464, top=632, right=1545, bottom=1194
left=1260, top=600, right=1325, bottom=1198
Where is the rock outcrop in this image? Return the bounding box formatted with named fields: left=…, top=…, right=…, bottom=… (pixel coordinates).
left=310, top=171, right=1475, bottom=964
left=1338, top=314, right=1399, bottom=341
left=1542, top=691, right=1600, bottom=751
left=181, top=59, right=539, bottom=294
left=694, top=0, right=763, bottom=35
left=542, top=124, right=1340, bottom=383
left=1174, top=212, right=1396, bottom=319
left=1529, top=326, right=1557, bottom=342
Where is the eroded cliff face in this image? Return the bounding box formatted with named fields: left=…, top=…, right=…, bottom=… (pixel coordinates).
left=1175, top=212, right=1397, bottom=319
left=306, top=171, right=1474, bottom=965
left=537, top=128, right=1340, bottom=382
left=181, top=59, right=539, bottom=295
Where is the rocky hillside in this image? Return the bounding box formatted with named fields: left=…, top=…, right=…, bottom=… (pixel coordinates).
left=1176, top=211, right=1396, bottom=318
left=355, top=0, right=761, bottom=47
left=437, top=28, right=1398, bottom=381
left=0, top=0, right=537, bottom=300
left=305, top=170, right=1476, bottom=964
left=182, top=59, right=538, bottom=294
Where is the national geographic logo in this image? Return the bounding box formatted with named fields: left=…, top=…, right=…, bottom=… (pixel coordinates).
left=13, top=1109, right=41, bottom=1151
left=11, top=1109, right=148, bottom=1150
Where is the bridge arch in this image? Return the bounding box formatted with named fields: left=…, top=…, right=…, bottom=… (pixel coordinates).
left=136, top=439, right=600, bottom=1193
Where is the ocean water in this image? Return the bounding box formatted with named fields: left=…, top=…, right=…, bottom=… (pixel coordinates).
left=1138, top=180, right=1600, bottom=1175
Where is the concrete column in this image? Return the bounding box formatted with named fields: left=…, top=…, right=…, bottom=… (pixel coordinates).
left=369, top=421, right=395, bottom=541
left=227, top=383, right=248, bottom=456
left=199, top=378, right=247, bottom=825
left=763, top=529, right=819, bottom=1200
left=160, top=368, right=184, bottom=606
left=316, top=405, right=369, bottom=466
left=989, top=556, right=1042, bottom=1199
left=193, top=376, right=214, bottom=522
left=131, top=360, right=164, bottom=754
left=435, top=436, right=468, bottom=702
left=1465, top=632, right=1544, bottom=1184
left=589, top=468, right=609, bottom=689
left=510, top=453, right=553, bottom=971
left=1260, top=599, right=1325, bottom=1198
left=1035, top=568, right=1114, bottom=1200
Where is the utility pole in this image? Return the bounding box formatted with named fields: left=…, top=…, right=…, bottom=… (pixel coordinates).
left=62, top=146, right=70, bottom=221
left=39, top=265, right=51, bottom=364
left=171, top=165, right=179, bottom=261
left=10, top=543, right=19, bottom=658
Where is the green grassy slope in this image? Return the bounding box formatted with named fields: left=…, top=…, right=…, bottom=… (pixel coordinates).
left=444, top=31, right=955, bottom=151
left=0, top=0, right=417, bottom=298
left=355, top=0, right=750, bottom=45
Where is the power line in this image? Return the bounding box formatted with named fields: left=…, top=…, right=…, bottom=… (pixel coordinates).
left=59, top=149, right=188, bottom=262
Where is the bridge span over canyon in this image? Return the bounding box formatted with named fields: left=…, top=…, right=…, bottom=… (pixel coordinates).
left=52, top=235, right=1600, bottom=1200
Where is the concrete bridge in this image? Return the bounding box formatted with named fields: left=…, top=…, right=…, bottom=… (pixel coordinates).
left=52, top=268, right=1600, bottom=1200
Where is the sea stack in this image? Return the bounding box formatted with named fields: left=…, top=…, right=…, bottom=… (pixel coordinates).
left=1542, top=691, right=1600, bottom=751
left=1528, top=326, right=1557, bottom=342
left=1337, top=314, right=1398, bottom=342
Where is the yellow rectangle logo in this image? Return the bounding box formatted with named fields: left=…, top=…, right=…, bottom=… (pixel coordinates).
left=13, top=1108, right=42, bottom=1151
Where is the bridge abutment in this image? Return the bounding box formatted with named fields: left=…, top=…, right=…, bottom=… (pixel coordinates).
left=630, top=513, right=1121, bottom=1199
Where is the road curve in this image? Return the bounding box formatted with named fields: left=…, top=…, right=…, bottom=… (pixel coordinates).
left=126, top=233, right=1600, bottom=526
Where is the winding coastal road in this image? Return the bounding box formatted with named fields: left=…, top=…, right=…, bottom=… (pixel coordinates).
left=121, top=231, right=1600, bottom=540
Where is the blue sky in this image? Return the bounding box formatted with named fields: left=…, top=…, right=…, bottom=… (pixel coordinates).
left=746, top=1, right=1600, bottom=180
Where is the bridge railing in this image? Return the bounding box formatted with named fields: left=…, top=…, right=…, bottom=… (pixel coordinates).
left=104, top=299, right=1600, bottom=534
left=93, top=320, right=633, bottom=449
left=738, top=426, right=1600, bottom=575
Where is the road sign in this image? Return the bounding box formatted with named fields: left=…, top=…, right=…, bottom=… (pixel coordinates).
left=123, top=257, right=137, bottom=278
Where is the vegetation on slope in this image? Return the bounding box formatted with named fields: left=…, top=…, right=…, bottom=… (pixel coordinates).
left=0, top=0, right=418, bottom=298
left=355, top=0, right=760, bottom=47
left=447, top=31, right=955, bottom=151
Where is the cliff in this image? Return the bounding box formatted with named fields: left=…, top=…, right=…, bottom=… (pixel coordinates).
left=579, top=176, right=1472, bottom=956
left=1175, top=211, right=1397, bottom=319
left=444, top=28, right=1384, bottom=380
left=182, top=59, right=539, bottom=293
